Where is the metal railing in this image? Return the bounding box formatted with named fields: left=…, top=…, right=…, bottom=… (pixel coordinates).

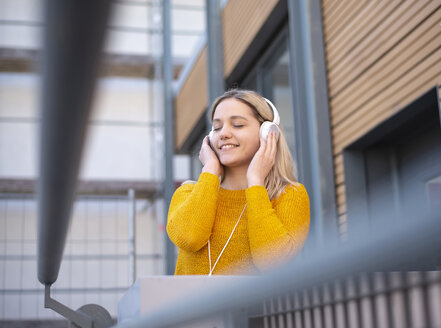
left=114, top=211, right=441, bottom=328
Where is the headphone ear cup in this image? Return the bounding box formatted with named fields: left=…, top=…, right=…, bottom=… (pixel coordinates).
left=260, top=121, right=280, bottom=141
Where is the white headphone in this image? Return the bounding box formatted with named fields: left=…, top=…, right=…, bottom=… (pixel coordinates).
left=209, top=97, right=280, bottom=142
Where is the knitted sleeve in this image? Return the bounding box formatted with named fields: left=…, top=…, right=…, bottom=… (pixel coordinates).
left=166, top=172, right=220, bottom=252
left=246, top=183, right=310, bottom=271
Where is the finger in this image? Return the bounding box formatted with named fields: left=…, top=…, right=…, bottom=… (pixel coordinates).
left=269, top=132, right=277, bottom=159
left=259, top=136, right=267, bottom=153
left=264, top=132, right=275, bottom=157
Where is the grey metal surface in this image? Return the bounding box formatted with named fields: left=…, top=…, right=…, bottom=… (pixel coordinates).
left=205, top=0, right=225, bottom=115
left=287, top=0, right=337, bottom=247
left=162, top=0, right=177, bottom=275
left=128, top=189, right=137, bottom=285
left=37, top=0, right=112, bottom=285
left=114, top=210, right=441, bottom=328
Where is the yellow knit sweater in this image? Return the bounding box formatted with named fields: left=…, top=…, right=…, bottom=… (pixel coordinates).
left=166, top=172, right=310, bottom=275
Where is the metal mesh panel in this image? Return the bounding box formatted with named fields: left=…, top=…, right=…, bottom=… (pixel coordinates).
left=250, top=271, right=441, bottom=328
left=0, top=193, right=163, bottom=320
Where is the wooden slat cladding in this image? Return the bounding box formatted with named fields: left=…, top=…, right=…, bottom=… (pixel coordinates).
left=175, top=48, right=208, bottom=149
left=333, top=46, right=441, bottom=152
left=222, top=0, right=278, bottom=77
left=322, top=0, right=441, bottom=226
left=325, top=1, right=400, bottom=69
left=327, top=1, right=440, bottom=97
left=323, top=1, right=370, bottom=42
left=331, top=10, right=441, bottom=126
left=175, top=0, right=278, bottom=149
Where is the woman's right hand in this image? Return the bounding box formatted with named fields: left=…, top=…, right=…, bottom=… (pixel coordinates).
left=199, top=136, right=223, bottom=178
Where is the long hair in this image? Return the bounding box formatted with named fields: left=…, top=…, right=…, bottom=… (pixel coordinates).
left=210, top=89, right=298, bottom=199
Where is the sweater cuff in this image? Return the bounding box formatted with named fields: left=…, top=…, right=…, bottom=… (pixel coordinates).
left=198, top=172, right=221, bottom=188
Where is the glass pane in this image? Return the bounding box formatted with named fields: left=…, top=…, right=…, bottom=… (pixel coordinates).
left=262, top=40, right=297, bottom=177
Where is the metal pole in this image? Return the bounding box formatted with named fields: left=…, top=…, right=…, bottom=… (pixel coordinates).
left=287, top=0, right=337, bottom=248
left=162, top=0, right=176, bottom=275
left=205, top=0, right=225, bottom=127
left=37, top=0, right=112, bottom=285
left=128, top=189, right=137, bottom=285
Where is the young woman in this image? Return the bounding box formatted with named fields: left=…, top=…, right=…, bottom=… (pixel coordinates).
left=167, top=89, right=310, bottom=275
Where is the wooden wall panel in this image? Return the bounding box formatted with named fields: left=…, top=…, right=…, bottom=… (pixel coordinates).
left=328, top=0, right=438, bottom=96
left=175, top=0, right=278, bottom=149
left=175, top=49, right=208, bottom=149
left=324, top=1, right=369, bottom=42
left=222, top=0, right=278, bottom=76
left=331, top=12, right=441, bottom=125
left=322, top=0, right=441, bottom=231
left=325, top=1, right=399, bottom=70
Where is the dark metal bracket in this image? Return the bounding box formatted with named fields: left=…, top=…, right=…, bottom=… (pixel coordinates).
left=44, top=284, right=113, bottom=328
left=45, top=284, right=93, bottom=328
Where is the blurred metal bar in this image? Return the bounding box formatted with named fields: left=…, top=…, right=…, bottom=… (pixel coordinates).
left=37, top=0, right=112, bottom=285
left=205, top=0, right=225, bottom=117
left=115, top=211, right=441, bottom=328
left=287, top=0, right=337, bottom=247
left=128, top=189, right=137, bottom=285
left=162, top=0, right=176, bottom=275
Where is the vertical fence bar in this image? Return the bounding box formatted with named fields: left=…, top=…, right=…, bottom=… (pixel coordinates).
left=285, top=294, right=293, bottom=328
left=162, top=0, right=176, bottom=275
left=128, top=189, right=136, bottom=285
left=421, top=271, right=433, bottom=328
left=389, top=272, right=400, bottom=328
left=294, top=291, right=302, bottom=328
left=427, top=271, right=441, bottom=326
left=322, top=283, right=334, bottom=328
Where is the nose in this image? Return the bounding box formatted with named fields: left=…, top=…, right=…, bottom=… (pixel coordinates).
left=219, top=125, right=233, bottom=140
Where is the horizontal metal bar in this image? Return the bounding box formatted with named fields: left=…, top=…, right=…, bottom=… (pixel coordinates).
left=0, top=286, right=129, bottom=295
left=0, top=253, right=162, bottom=261
left=113, top=0, right=204, bottom=11
left=115, top=212, right=441, bottom=328
left=0, top=116, right=164, bottom=127
left=0, top=20, right=202, bottom=36
left=1, top=238, right=134, bottom=243
left=2, top=178, right=162, bottom=198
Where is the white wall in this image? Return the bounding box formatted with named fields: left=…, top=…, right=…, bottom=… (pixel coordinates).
left=0, top=0, right=205, bottom=58
left=0, top=73, right=190, bottom=181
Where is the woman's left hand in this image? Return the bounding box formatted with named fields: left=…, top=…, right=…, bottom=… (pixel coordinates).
left=247, top=131, right=278, bottom=187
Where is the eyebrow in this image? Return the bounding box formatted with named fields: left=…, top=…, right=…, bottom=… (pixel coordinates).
left=213, top=115, right=249, bottom=123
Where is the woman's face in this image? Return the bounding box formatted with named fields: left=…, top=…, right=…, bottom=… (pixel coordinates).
left=211, top=98, right=261, bottom=168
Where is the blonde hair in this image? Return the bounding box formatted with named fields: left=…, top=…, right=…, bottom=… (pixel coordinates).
left=210, top=89, right=298, bottom=199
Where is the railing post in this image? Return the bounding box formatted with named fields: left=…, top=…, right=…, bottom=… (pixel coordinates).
left=162, top=0, right=176, bottom=275
left=128, top=189, right=136, bottom=285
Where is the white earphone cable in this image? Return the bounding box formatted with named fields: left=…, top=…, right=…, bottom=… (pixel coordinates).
left=208, top=203, right=247, bottom=276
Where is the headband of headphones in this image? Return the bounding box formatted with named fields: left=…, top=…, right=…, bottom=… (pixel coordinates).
left=210, top=97, right=280, bottom=132
left=263, top=97, right=280, bottom=125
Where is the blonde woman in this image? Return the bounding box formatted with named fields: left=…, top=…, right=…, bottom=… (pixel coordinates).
left=167, top=89, right=310, bottom=275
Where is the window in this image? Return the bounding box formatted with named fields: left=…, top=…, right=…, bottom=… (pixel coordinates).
left=242, top=29, right=297, bottom=176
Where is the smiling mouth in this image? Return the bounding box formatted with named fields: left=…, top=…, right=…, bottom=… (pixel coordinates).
left=220, top=144, right=238, bottom=150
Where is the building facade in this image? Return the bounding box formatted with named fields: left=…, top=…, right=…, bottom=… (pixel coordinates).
left=174, top=0, right=441, bottom=245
